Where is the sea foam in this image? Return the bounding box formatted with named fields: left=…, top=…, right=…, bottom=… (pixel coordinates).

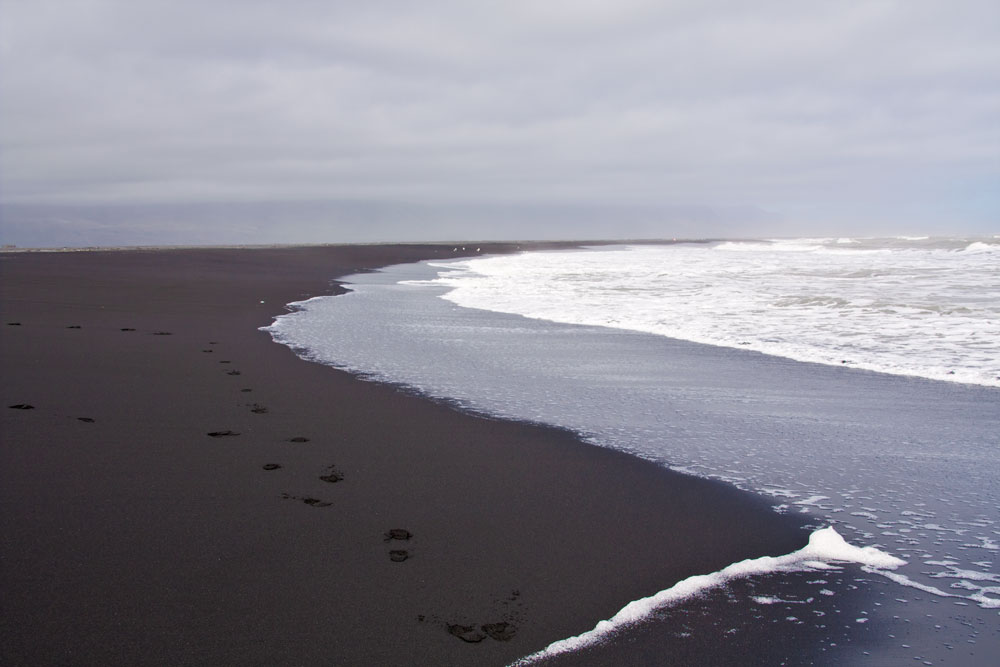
left=421, top=238, right=1000, bottom=386
left=512, top=527, right=904, bottom=664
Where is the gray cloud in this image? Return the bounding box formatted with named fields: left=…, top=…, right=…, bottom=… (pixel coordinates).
left=1, top=0, right=997, bottom=245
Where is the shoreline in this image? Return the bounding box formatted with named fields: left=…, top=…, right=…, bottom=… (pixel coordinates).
left=3, top=244, right=817, bottom=665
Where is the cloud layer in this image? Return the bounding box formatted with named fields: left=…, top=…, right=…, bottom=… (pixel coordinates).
left=1, top=0, right=997, bottom=242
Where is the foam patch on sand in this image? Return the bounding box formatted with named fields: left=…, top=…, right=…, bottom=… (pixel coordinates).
left=511, top=527, right=905, bottom=665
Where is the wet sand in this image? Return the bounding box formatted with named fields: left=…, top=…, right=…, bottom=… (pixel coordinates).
left=2, top=244, right=811, bottom=666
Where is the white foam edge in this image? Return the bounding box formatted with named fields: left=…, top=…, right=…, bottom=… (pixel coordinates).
left=510, top=527, right=905, bottom=665
left=873, top=569, right=1000, bottom=609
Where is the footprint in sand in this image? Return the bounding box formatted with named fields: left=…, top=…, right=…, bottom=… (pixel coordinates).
left=384, top=529, right=412, bottom=542
left=447, top=625, right=485, bottom=643
left=207, top=430, right=240, bottom=437
left=319, top=465, right=343, bottom=483
left=280, top=493, right=331, bottom=507
left=446, top=621, right=517, bottom=643
left=437, top=589, right=521, bottom=644
left=8, top=404, right=35, bottom=410
left=482, top=622, right=517, bottom=641
left=385, top=529, right=411, bottom=562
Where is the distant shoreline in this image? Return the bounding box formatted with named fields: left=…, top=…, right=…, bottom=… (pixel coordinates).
left=0, top=237, right=714, bottom=253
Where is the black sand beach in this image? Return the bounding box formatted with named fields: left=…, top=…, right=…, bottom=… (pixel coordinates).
left=2, top=244, right=813, bottom=666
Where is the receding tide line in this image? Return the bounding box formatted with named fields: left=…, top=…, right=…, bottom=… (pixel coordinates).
left=510, top=527, right=906, bottom=666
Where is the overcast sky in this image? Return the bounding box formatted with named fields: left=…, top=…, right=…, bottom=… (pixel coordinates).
left=1, top=0, right=997, bottom=245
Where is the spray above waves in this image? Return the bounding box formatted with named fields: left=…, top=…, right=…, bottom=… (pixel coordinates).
left=415, top=237, right=1000, bottom=387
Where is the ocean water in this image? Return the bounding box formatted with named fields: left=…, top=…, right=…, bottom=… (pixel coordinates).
left=264, top=237, right=1000, bottom=664
left=427, top=238, right=1000, bottom=387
